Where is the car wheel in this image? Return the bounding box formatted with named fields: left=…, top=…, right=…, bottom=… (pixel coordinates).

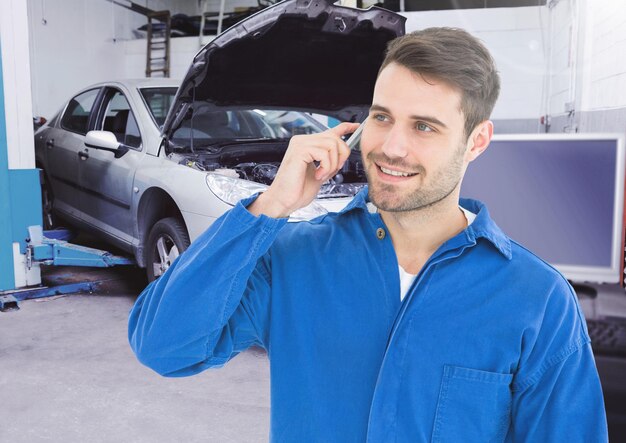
left=146, top=217, right=190, bottom=282
left=40, top=173, right=57, bottom=230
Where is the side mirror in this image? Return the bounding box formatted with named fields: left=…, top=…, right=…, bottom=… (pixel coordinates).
left=84, top=130, right=129, bottom=158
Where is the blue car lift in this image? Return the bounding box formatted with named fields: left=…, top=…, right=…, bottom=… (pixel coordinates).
left=0, top=226, right=135, bottom=312
left=0, top=8, right=138, bottom=313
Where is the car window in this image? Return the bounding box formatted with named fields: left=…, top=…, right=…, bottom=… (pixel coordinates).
left=171, top=107, right=327, bottom=147
left=60, top=88, right=99, bottom=135
left=256, top=110, right=324, bottom=137
left=101, top=90, right=142, bottom=150
left=140, top=87, right=177, bottom=128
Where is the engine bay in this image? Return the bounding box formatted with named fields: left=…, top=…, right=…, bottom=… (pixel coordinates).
left=168, top=142, right=368, bottom=198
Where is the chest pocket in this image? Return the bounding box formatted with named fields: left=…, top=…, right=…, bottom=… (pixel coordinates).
left=431, top=365, right=513, bottom=443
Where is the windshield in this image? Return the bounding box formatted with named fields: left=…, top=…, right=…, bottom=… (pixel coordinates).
left=140, top=87, right=177, bottom=128
left=169, top=103, right=328, bottom=150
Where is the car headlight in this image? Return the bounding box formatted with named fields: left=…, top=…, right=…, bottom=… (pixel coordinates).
left=206, top=172, right=268, bottom=205
left=205, top=172, right=327, bottom=221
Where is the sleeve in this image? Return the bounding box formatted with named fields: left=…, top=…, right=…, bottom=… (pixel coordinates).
left=507, top=278, right=609, bottom=442
left=508, top=342, right=608, bottom=442
left=128, top=195, right=288, bottom=377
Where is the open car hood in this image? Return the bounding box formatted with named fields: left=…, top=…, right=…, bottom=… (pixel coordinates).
left=162, top=0, right=405, bottom=140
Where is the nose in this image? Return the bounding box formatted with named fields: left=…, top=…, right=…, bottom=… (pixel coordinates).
left=380, top=124, right=410, bottom=159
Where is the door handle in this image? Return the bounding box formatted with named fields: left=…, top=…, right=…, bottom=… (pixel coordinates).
left=78, top=150, right=89, bottom=160
left=46, top=139, right=54, bottom=148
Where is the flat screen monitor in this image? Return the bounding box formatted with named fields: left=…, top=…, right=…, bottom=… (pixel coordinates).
left=461, top=133, right=625, bottom=285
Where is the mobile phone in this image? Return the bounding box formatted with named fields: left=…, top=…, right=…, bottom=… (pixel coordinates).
left=340, top=123, right=363, bottom=175
left=345, top=123, right=363, bottom=150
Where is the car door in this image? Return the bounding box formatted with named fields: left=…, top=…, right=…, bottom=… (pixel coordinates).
left=44, top=88, right=101, bottom=220
left=78, top=87, right=143, bottom=245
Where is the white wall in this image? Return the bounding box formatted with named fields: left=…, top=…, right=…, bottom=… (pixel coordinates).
left=543, top=0, right=626, bottom=132
left=544, top=0, right=579, bottom=120
left=403, top=1, right=626, bottom=132
left=27, top=0, right=196, bottom=118
left=28, top=1, right=626, bottom=130
left=27, top=0, right=353, bottom=118
left=29, top=1, right=551, bottom=122
left=403, top=6, right=548, bottom=121
left=579, top=0, right=626, bottom=112
left=122, top=35, right=215, bottom=79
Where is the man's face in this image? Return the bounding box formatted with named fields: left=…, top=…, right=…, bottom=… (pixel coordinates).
left=360, top=62, right=471, bottom=212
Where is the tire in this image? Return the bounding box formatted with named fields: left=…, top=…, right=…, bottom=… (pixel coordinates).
left=145, top=217, right=190, bottom=282
left=40, top=172, right=57, bottom=230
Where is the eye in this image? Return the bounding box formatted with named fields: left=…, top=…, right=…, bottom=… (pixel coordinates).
left=416, top=122, right=434, bottom=132
left=372, top=113, right=389, bottom=122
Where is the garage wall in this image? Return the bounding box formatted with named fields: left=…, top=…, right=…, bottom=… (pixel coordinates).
left=26, top=0, right=196, bottom=119
left=404, top=0, right=626, bottom=135
left=121, top=36, right=212, bottom=81
left=546, top=0, right=626, bottom=134
left=543, top=0, right=577, bottom=127
left=28, top=0, right=626, bottom=136
left=403, top=6, right=548, bottom=133
left=581, top=0, right=626, bottom=113
left=29, top=0, right=550, bottom=125
left=123, top=5, right=550, bottom=131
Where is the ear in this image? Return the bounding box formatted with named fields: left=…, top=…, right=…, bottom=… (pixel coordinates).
left=464, top=120, right=493, bottom=163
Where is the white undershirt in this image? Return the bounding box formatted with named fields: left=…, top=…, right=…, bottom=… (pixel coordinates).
left=399, top=207, right=476, bottom=301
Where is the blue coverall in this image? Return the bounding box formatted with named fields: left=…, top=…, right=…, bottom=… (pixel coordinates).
left=129, top=188, right=608, bottom=442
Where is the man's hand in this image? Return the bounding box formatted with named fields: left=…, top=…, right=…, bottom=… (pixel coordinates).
left=248, top=122, right=361, bottom=218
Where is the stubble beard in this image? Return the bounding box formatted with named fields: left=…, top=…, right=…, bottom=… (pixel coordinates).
left=364, top=143, right=466, bottom=213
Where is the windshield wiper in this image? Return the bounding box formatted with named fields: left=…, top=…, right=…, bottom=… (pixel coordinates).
left=194, top=137, right=291, bottom=149
left=170, top=137, right=291, bottom=153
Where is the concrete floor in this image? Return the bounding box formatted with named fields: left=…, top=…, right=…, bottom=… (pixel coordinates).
left=0, top=266, right=270, bottom=443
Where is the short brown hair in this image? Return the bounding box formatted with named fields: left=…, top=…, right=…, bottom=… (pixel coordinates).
left=379, top=27, right=500, bottom=138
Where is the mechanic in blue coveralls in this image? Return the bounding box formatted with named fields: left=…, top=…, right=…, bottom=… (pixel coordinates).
left=129, top=28, right=608, bottom=442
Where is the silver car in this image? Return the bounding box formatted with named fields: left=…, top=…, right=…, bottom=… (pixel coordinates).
left=34, top=0, right=405, bottom=280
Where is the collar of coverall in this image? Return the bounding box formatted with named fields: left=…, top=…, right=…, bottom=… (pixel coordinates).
left=340, top=186, right=513, bottom=261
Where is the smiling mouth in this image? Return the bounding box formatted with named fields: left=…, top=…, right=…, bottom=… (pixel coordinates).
left=377, top=164, right=419, bottom=178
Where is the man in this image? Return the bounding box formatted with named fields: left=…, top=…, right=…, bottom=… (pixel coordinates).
left=129, top=28, right=608, bottom=442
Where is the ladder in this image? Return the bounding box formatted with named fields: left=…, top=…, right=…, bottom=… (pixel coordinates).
left=145, top=10, right=171, bottom=78
left=199, top=0, right=226, bottom=48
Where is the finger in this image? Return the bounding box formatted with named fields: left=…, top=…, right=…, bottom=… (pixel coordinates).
left=316, top=137, right=342, bottom=176
left=305, top=145, right=334, bottom=181
left=333, top=141, right=342, bottom=174
left=336, top=142, right=351, bottom=172
left=302, top=145, right=330, bottom=180
left=320, top=144, right=339, bottom=181
left=320, top=136, right=350, bottom=174
left=327, top=122, right=361, bottom=138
